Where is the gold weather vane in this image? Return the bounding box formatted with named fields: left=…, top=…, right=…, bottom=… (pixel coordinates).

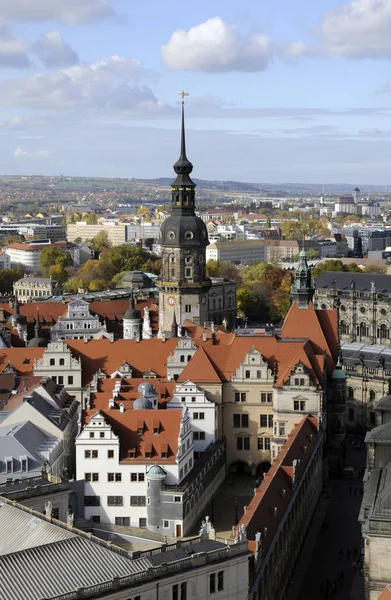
left=179, top=90, right=189, bottom=104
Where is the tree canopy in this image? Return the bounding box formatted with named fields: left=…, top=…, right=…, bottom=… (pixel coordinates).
left=40, top=246, right=73, bottom=270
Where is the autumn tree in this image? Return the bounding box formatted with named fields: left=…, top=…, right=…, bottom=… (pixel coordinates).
left=90, top=230, right=112, bottom=253
left=206, top=260, right=242, bottom=285
left=40, top=246, right=73, bottom=270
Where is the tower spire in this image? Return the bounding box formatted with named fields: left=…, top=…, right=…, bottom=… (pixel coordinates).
left=180, top=91, right=188, bottom=160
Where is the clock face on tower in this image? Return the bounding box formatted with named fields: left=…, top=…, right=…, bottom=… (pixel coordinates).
left=201, top=296, right=207, bottom=305
left=167, top=296, right=176, bottom=307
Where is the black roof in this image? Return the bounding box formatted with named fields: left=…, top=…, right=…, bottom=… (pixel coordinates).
left=316, top=271, right=391, bottom=293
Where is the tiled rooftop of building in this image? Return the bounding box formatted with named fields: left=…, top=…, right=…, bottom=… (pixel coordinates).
left=233, top=416, right=319, bottom=555
left=83, top=407, right=184, bottom=464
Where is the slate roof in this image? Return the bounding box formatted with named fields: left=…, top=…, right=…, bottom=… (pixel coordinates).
left=341, top=342, right=391, bottom=370
left=315, top=271, right=391, bottom=293
left=0, top=499, right=235, bottom=600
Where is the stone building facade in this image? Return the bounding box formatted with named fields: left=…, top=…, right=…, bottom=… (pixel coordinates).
left=360, top=397, right=391, bottom=600
left=314, top=272, right=391, bottom=345
left=50, top=299, right=113, bottom=341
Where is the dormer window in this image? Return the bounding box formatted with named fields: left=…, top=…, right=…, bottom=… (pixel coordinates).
left=137, top=427, right=143, bottom=435
left=128, top=450, right=135, bottom=458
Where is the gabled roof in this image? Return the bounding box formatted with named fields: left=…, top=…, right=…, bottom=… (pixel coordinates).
left=83, top=407, right=183, bottom=464
left=233, top=417, right=319, bottom=554
left=178, top=347, right=222, bottom=383
left=280, top=301, right=337, bottom=374
left=66, top=339, right=178, bottom=386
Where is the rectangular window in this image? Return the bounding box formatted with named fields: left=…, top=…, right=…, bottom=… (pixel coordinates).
left=217, top=571, right=224, bottom=591
left=294, top=378, right=300, bottom=385
left=108, top=473, right=114, bottom=482
left=131, top=473, right=138, bottom=482
left=85, top=450, right=91, bottom=459
left=91, top=515, right=100, bottom=523
left=58, top=376, right=64, bottom=385
left=348, top=408, right=354, bottom=421
left=258, top=438, right=264, bottom=450
left=107, top=496, right=123, bottom=506
left=257, top=370, right=262, bottom=378
left=173, top=584, right=179, bottom=600
left=174, top=496, right=181, bottom=503
left=130, top=496, right=146, bottom=506
left=139, top=518, right=147, bottom=528
left=267, top=392, right=273, bottom=403
left=242, top=414, right=249, bottom=427
left=300, top=400, right=305, bottom=411
left=85, top=473, right=99, bottom=482
left=115, top=517, right=130, bottom=527
left=268, top=415, right=273, bottom=428
left=300, top=378, right=305, bottom=386
left=185, top=268, right=191, bottom=277
left=237, top=437, right=250, bottom=451
left=265, top=438, right=271, bottom=450
left=199, top=432, right=205, bottom=440
left=180, top=582, right=187, bottom=600
left=84, top=496, right=100, bottom=506
left=240, top=392, right=246, bottom=402
left=294, top=400, right=300, bottom=411
left=191, top=396, right=196, bottom=402
left=260, top=415, right=267, bottom=427
left=89, top=432, right=94, bottom=438
left=233, top=414, right=241, bottom=428
left=245, top=370, right=250, bottom=379
left=185, top=304, right=191, bottom=313
left=68, top=376, right=74, bottom=385
left=163, top=520, right=170, bottom=528
left=210, top=573, right=216, bottom=594
left=100, top=432, right=105, bottom=438
left=279, top=423, right=286, bottom=436
left=92, top=450, right=98, bottom=459
left=107, top=450, right=114, bottom=459
left=21, top=459, right=27, bottom=472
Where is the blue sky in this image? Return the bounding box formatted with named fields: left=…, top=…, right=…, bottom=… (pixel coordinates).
left=1, top=0, right=391, bottom=185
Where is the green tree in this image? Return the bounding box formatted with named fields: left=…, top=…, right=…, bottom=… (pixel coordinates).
left=306, top=248, right=320, bottom=259
left=0, top=266, right=25, bottom=294
left=206, top=260, right=242, bottom=285
left=90, top=230, right=112, bottom=253
left=40, top=246, right=73, bottom=270
left=237, top=286, right=269, bottom=322
left=85, top=212, right=98, bottom=224
left=100, top=245, right=160, bottom=274
left=48, top=264, right=69, bottom=283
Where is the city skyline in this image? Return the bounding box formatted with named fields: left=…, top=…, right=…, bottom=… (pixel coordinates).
left=0, top=0, right=391, bottom=183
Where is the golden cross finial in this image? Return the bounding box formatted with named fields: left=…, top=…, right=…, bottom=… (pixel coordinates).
left=179, top=90, right=189, bottom=104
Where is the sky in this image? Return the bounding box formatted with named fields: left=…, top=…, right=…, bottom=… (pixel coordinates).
left=1, top=0, right=391, bottom=185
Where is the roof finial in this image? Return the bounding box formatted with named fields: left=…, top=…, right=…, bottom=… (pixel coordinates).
left=35, top=309, right=40, bottom=338
left=179, top=91, right=189, bottom=160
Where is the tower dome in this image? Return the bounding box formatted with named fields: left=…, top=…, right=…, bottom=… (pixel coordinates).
left=146, top=465, right=167, bottom=480
left=133, top=396, right=153, bottom=410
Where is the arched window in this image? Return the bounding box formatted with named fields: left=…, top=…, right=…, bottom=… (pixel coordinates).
left=348, top=387, right=354, bottom=399
left=341, top=321, right=349, bottom=335
left=358, top=322, right=369, bottom=337
left=369, top=389, right=376, bottom=402
left=59, top=358, right=65, bottom=366
left=380, top=324, right=389, bottom=339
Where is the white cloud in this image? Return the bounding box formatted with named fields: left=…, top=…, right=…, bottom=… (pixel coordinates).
left=162, top=17, right=273, bottom=72
left=284, top=41, right=318, bottom=59
left=0, top=0, right=116, bottom=25
left=35, top=31, right=79, bottom=67
left=0, top=56, right=162, bottom=112
left=0, top=23, right=31, bottom=67
left=317, top=0, right=391, bottom=58
left=13, top=147, right=51, bottom=158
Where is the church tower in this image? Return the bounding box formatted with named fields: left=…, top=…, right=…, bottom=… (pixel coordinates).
left=158, top=96, right=211, bottom=335
left=291, top=250, right=315, bottom=308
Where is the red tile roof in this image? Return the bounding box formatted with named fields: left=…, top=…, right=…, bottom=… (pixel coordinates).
left=280, top=301, right=338, bottom=375
left=379, top=586, right=391, bottom=600
left=88, top=377, right=175, bottom=413
left=233, top=417, right=319, bottom=554
left=66, top=339, right=178, bottom=386
left=85, top=407, right=183, bottom=464
left=178, top=346, right=222, bottom=383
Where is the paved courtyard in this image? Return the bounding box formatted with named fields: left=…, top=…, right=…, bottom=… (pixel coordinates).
left=191, top=472, right=256, bottom=538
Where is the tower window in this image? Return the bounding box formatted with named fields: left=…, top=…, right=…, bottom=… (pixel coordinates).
left=171, top=269, right=175, bottom=277
left=185, top=231, right=194, bottom=240
left=185, top=268, right=192, bottom=278
left=185, top=304, right=191, bottom=313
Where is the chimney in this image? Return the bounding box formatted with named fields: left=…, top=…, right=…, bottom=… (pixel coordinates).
left=119, top=403, right=125, bottom=413
left=161, top=333, right=166, bottom=343
left=109, top=398, right=115, bottom=409
left=202, top=332, right=207, bottom=342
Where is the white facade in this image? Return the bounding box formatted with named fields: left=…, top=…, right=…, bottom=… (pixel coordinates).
left=168, top=380, right=217, bottom=456
left=51, top=299, right=112, bottom=341
left=34, top=341, right=83, bottom=401
left=0, top=252, right=10, bottom=270
left=75, top=407, right=194, bottom=528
